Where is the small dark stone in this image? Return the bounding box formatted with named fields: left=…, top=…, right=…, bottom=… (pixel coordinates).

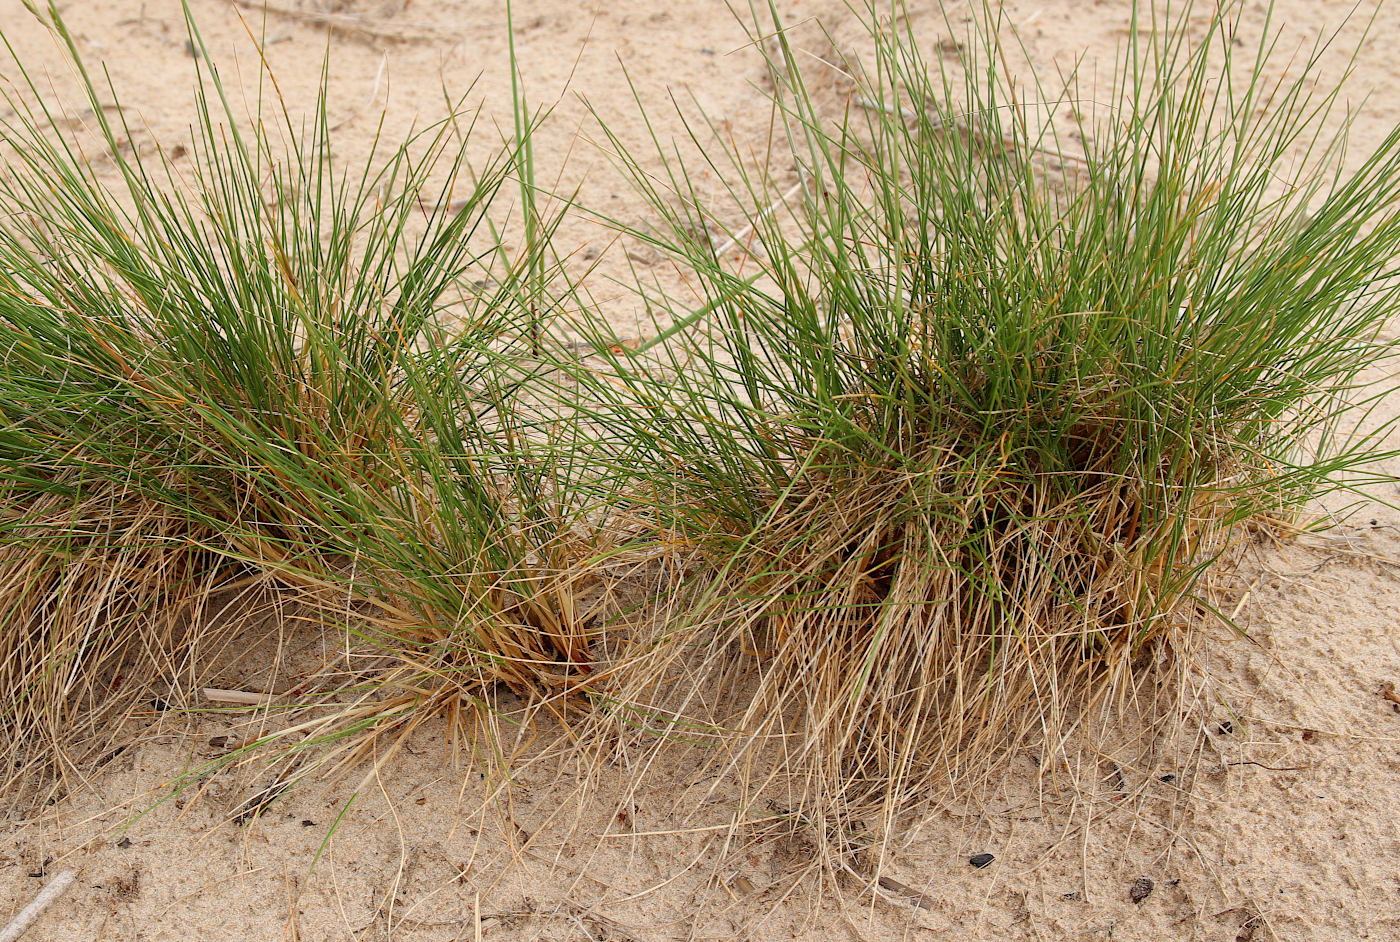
left=116, top=837, right=132, bottom=849
left=969, top=853, right=995, bottom=869
left=1129, top=876, right=1155, bottom=903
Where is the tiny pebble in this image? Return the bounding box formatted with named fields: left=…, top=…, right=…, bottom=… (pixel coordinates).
left=1130, top=876, right=1154, bottom=903
left=969, top=853, right=995, bottom=869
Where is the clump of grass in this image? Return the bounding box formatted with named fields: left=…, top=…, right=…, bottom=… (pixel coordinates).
left=572, top=0, right=1400, bottom=855
left=0, top=2, right=604, bottom=803
left=3, top=0, right=1399, bottom=871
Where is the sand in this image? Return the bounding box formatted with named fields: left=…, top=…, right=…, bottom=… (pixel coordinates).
left=3, top=0, right=1400, bottom=938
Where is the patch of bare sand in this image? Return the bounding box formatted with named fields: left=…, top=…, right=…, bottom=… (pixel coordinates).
left=3, top=1, right=1400, bottom=938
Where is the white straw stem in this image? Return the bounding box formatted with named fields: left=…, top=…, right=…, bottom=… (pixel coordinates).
left=711, top=178, right=807, bottom=260
left=203, top=688, right=272, bottom=706
left=0, top=870, right=77, bottom=942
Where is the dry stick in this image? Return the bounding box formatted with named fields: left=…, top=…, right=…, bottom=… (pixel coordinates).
left=709, top=178, right=806, bottom=261
left=330, top=52, right=388, bottom=132
left=0, top=870, right=77, bottom=942
left=228, top=0, right=456, bottom=42
left=875, top=876, right=937, bottom=912
left=203, top=687, right=273, bottom=706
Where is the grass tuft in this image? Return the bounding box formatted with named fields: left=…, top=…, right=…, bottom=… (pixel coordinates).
left=1, top=0, right=1398, bottom=872
left=0, top=0, right=604, bottom=807
left=567, top=0, right=1400, bottom=857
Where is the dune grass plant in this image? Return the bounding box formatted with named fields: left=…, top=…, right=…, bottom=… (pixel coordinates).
left=0, top=3, right=608, bottom=802
left=565, top=0, right=1400, bottom=854
left=1, top=0, right=1398, bottom=870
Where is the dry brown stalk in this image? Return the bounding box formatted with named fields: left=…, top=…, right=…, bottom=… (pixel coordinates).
left=228, top=0, right=459, bottom=43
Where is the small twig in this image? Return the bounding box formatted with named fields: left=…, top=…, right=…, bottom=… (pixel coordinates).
left=711, top=178, right=806, bottom=260
left=203, top=688, right=272, bottom=706
left=560, top=901, right=647, bottom=942
left=330, top=52, right=388, bottom=131
left=836, top=858, right=934, bottom=914
left=0, top=870, right=77, bottom=942
left=1226, top=760, right=1312, bottom=773
left=228, top=0, right=456, bottom=43
left=876, top=876, right=937, bottom=912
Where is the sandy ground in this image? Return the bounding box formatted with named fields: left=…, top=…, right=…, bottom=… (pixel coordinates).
left=3, top=0, right=1400, bottom=939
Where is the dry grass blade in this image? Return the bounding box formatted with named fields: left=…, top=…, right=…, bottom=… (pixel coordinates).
left=0, top=493, right=251, bottom=806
